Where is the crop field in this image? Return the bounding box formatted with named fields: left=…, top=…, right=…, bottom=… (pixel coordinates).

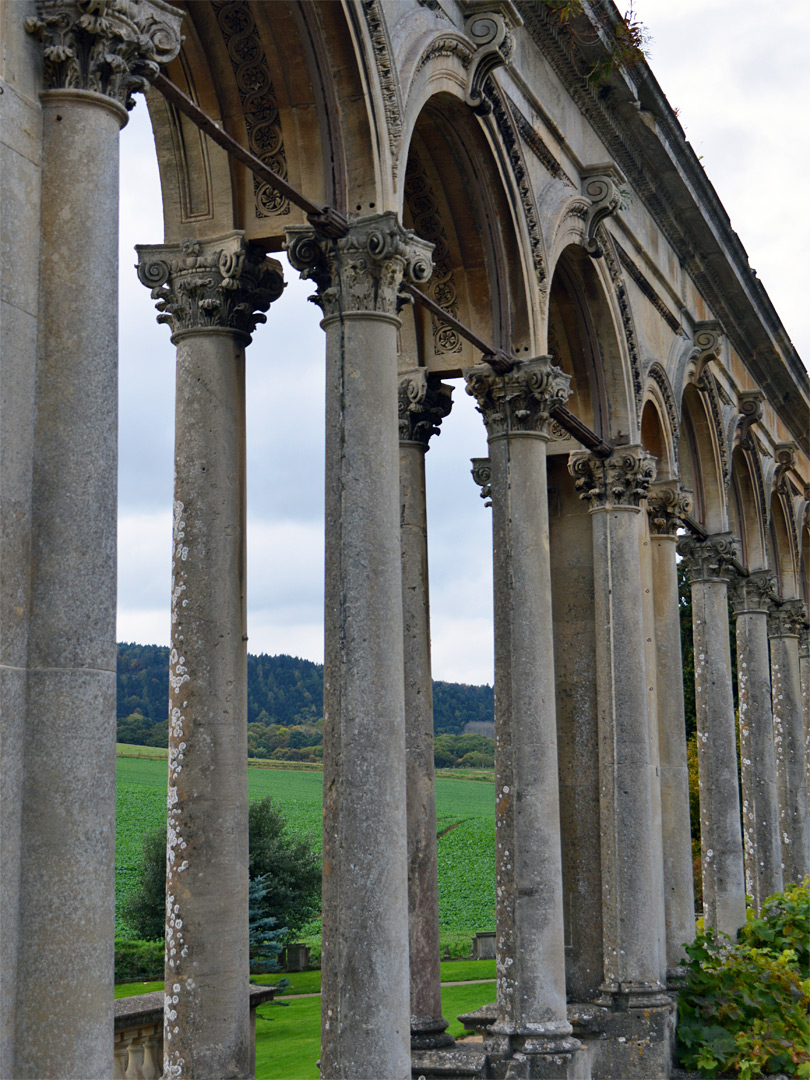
left=116, top=751, right=496, bottom=947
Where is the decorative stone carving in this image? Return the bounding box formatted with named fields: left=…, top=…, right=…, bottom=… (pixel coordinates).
left=736, top=391, right=763, bottom=448
left=463, top=4, right=520, bottom=114
left=581, top=167, right=623, bottom=258
left=691, top=320, right=724, bottom=379
left=774, top=442, right=797, bottom=493
left=404, top=153, right=462, bottom=354
left=768, top=599, right=807, bottom=639
left=470, top=457, right=492, bottom=506
left=676, top=533, right=739, bottom=584
left=211, top=0, right=289, bottom=218
left=465, top=356, right=570, bottom=439
left=398, top=370, right=453, bottom=446
left=569, top=446, right=656, bottom=509
left=601, top=233, right=643, bottom=410
left=799, top=621, right=810, bottom=659
left=729, top=570, right=776, bottom=616
left=25, top=0, right=183, bottom=110
left=361, top=0, right=403, bottom=173
left=286, top=213, right=433, bottom=320
left=136, top=234, right=285, bottom=342
left=646, top=484, right=691, bottom=536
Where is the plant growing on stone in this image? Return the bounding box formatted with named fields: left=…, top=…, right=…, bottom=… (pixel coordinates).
left=677, top=880, right=810, bottom=1078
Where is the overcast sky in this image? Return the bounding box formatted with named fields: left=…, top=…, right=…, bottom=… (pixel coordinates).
left=116, top=0, right=808, bottom=685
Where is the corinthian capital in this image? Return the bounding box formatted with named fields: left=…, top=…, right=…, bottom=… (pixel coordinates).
left=470, top=457, right=492, bottom=507
left=25, top=0, right=183, bottom=111
left=399, top=370, right=453, bottom=447
left=464, top=356, right=571, bottom=440
left=729, top=570, right=776, bottom=616
left=646, top=483, right=691, bottom=536
left=676, top=533, right=739, bottom=584
left=568, top=447, right=656, bottom=509
left=136, top=233, right=285, bottom=342
left=285, top=213, right=433, bottom=320
left=768, top=599, right=807, bottom=639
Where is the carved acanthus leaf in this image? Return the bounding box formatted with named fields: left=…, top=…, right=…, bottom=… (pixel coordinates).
left=768, top=598, right=807, bottom=639
left=399, top=370, right=453, bottom=446
left=25, top=0, right=183, bottom=110
left=729, top=570, right=776, bottom=615
left=646, top=484, right=691, bottom=536
left=568, top=446, right=655, bottom=509
left=286, top=214, right=433, bottom=319
left=465, top=356, right=571, bottom=440
left=676, top=533, right=739, bottom=584
left=136, top=233, right=285, bottom=340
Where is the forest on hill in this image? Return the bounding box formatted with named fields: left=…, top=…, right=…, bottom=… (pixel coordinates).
left=116, top=643, right=494, bottom=765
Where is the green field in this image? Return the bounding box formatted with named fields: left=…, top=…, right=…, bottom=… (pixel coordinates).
left=116, top=752, right=496, bottom=948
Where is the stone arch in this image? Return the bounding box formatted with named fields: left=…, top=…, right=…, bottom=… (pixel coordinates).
left=398, top=90, right=533, bottom=374
left=147, top=0, right=379, bottom=242
left=678, top=382, right=726, bottom=532
left=799, top=514, right=810, bottom=606
left=768, top=490, right=798, bottom=598
left=729, top=447, right=767, bottom=570
left=641, top=377, right=678, bottom=482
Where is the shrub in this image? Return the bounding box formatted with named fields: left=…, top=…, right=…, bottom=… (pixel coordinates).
left=677, top=880, right=810, bottom=1078
left=115, top=937, right=164, bottom=983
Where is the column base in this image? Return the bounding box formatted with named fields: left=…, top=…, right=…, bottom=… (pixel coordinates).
left=412, top=1013, right=456, bottom=1050
left=570, top=997, right=676, bottom=1080
left=412, top=1044, right=488, bottom=1079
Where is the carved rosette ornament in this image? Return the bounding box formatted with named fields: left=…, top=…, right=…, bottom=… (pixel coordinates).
left=676, top=533, right=739, bottom=584
left=568, top=447, right=656, bottom=509
left=646, top=484, right=691, bottom=536
left=729, top=570, right=776, bottom=616
left=136, top=234, right=285, bottom=342
left=398, top=370, right=453, bottom=447
left=470, top=457, right=492, bottom=507
left=25, top=0, right=183, bottom=110
left=768, top=599, right=807, bottom=640
left=464, top=356, right=571, bottom=440
left=286, top=214, right=433, bottom=320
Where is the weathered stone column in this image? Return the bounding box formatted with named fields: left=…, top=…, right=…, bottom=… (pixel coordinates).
left=287, top=216, right=433, bottom=1080
left=768, top=599, right=810, bottom=884
left=646, top=486, right=696, bottom=973
left=11, top=6, right=181, bottom=1079
left=568, top=450, right=667, bottom=1001
left=467, top=359, right=585, bottom=1076
left=676, top=534, right=746, bottom=935
left=137, top=237, right=284, bottom=1079
left=398, top=370, right=454, bottom=1051
left=800, top=622, right=810, bottom=812
left=728, top=572, right=782, bottom=910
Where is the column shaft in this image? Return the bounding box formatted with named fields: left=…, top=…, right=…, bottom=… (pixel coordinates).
left=678, top=535, right=746, bottom=935
left=648, top=510, right=695, bottom=970
left=730, top=574, right=781, bottom=909
left=800, top=626, right=810, bottom=813
left=399, top=373, right=453, bottom=1050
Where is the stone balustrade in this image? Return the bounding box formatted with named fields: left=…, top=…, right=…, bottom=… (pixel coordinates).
left=113, top=985, right=277, bottom=1079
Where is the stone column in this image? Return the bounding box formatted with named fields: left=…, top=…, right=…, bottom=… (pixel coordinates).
left=287, top=216, right=433, bottom=1080
left=11, top=6, right=181, bottom=1079
left=676, top=534, right=746, bottom=935
left=398, top=370, right=454, bottom=1051
left=568, top=449, right=668, bottom=1002
left=137, top=237, right=284, bottom=1079
left=800, top=622, right=810, bottom=812
left=768, top=599, right=810, bottom=884
left=646, top=486, right=696, bottom=973
left=728, top=572, right=782, bottom=910
left=467, top=359, right=585, bottom=1076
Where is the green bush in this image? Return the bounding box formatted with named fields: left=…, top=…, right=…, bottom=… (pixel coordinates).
left=677, top=880, right=810, bottom=1078
left=115, top=938, right=164, bottom=983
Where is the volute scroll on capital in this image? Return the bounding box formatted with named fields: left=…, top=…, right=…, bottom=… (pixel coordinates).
left=728, top=570, right=776, bottom=616
left=767, top=598, right=807, bottom=640
left=285, top=213, right=433, bottom=321
left=568, top=446, right=656, bottom=509
left=25, top=0, right=184, bottom=112
left=464, top=356, right=571, bottom=441
left=676, top=533, right=739, bottom=584
left=470, top=457, right=492, bottom=507
left=398, top=370, right=453, bottom=447
left=136, top=234, right=285, bottom=343
left=646, top=484, right=692, bottom=536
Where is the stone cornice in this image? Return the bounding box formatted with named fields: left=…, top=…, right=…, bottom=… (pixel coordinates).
left=136, top=233, right=285, bottom=342
left=646, top=484, right=690, bottom=536
left=464, top=356, right=570, bottom=440
left=399, top=369, right=453, bottom=446
left=729, top=570, right=776, bottom=616
left=569, top=446, right=655, bottom=509
left=285, top=213, right=432, bottom=320
left=25, top=0, right=183, bottom=112
left=676, top=533, right=739, bottom=585
left=513, top=0, right=809, bottom=455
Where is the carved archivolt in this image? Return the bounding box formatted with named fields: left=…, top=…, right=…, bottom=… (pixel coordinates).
left=404, top=152, right=462, bottom=355
left=647, top=363, right=679, bottom=452
left=600, top=230, right=643, bottom=414
left=361, top=0, right=404, bottom=177
left=212, top=0, right=289, bottom=218
left=696, top=369, right=730, bottom=493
